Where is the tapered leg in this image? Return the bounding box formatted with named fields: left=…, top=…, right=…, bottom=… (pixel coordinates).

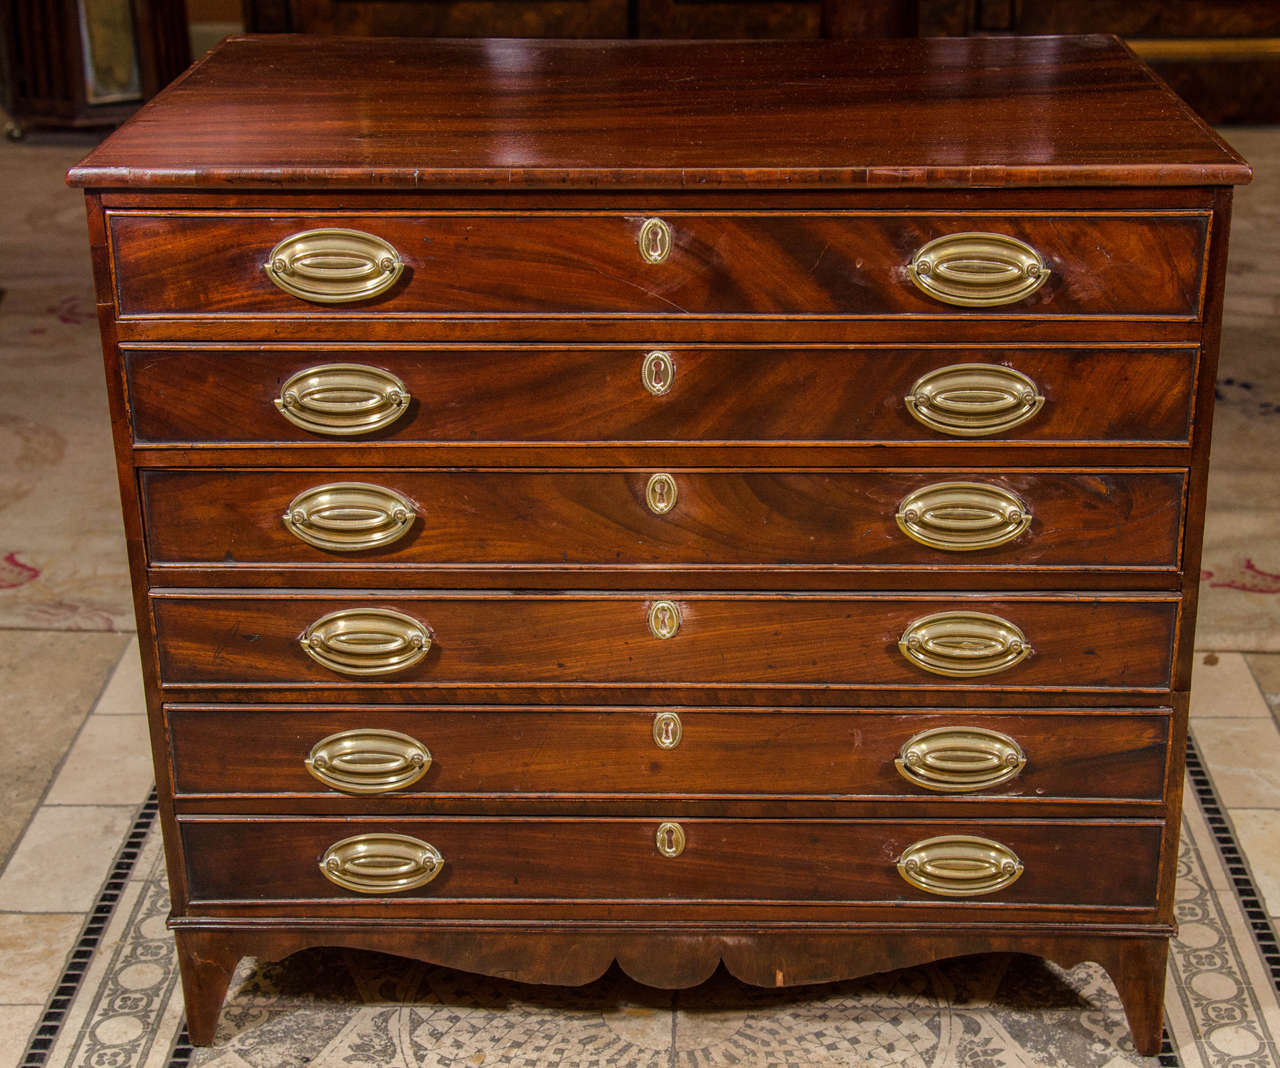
left=174, top=930, right=242, bottom=1046
left=1095, top=937, right=1170, bottom=1057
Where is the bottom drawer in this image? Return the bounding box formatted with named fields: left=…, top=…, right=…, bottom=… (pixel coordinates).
left=181, top=818, right=1161, bottom=907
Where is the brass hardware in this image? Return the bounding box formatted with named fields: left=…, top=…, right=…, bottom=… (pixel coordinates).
left=265, top=228, right=404, bottom=304
left=301, top=607, right=432, bottom=677
left=638, top=217, right=672, bottom=264
left=652, top=711, right=683, bottom=750
left=646, top=473, right=678, bottom=515
left=896, top=482, right=1031, bottom=552
left=275, top=363, right=410, bottom=437
left=909, top=232, right=1050, bottom=307
left=284, top=482, right=417, bottom=553
left=905, top=363, right=1044, bottom=437
left=305, top=728, right=432, bottom=794
left=641, top=350, right=675, bottom=396
left=648, top=600, right=682, bottom=640
left=897, top=835, right=1023, bottom=897
left=899, top=611, right=1031, bottom=678
left=1130, top=37, right=1280, bottom=62
left=656, top=821, right=686, bottom=858
left=895, top=726, right=1026, bottom=793
left=319, top=833, right=443, bottom=894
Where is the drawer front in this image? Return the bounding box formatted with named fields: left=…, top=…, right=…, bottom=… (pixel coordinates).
left=108, top=211, right=1209, bottom=318
left=167, top=706, right=1170, bottom=801
left=123, top=346, right=1198, bottom=446
left=151, top=594, right=1177, bottom=690
left=180, top=817, right=1161, bottom=907
left=141, top=469, right=1186, bottom=571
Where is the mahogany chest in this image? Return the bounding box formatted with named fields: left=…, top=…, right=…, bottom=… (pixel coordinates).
left=68, top=34, right=1251, bottom=1052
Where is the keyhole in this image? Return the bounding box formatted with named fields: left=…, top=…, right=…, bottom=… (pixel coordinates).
left=648, top=600, right=681, bottom=639
left=656, top=821, right=685, bottom=858
left=652, top=711, right=682, bottom=749
left=638, top=218, right=672, bottom=264
left=646, top=473, right=677, bottom=515
left=642, top=351, right=674, bottom=396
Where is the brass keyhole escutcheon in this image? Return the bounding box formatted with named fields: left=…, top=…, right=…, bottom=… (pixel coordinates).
left=646, top=473, right=678, bottom=515
left=653, top=711, right=683, bottom=750
left=638, top=217, right=672, bottom=264
left=656, top=821, right=686, bottom=858
left=642, top=350, right=675, bottom=396
left=648, top=600, right=682, bottom=640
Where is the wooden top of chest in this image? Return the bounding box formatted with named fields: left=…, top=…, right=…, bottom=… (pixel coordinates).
left=68, top=34, right=1250, bottom=192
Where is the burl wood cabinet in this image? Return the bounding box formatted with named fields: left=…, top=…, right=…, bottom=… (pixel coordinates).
left=68, top=35, right=1250, bottom=1053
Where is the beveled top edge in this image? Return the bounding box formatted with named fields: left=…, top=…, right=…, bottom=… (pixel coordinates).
left=68, top=34, right=1252, bottom=191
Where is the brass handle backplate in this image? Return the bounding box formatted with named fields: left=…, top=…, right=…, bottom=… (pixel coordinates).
left=275, top=363, right=410, bottom=437
left=652, top=711, right=683, bottom=750
left=897, top=835, right=1024, bottom=897
left=638, top=217, right=672, bottom=264
left=905, top=363, right=1045, bottom=437
left=909, top=232, right=1049, bottom=307
left=642, top=350, right=675, bottom=396
left=896, top=482, right=1031, bottom=552
left=648, top=600, right=682, bottom=640
left=896, top=726, right=1026, bottom=793
left=265, top=228, right=404, bottom=304
left=899, top=611, right=1031, bottom=678
left=656, top=821, right=686, bottom=858
left=646, top=473, right=678, bottom=515
left=284, top=482, right=417, bottom=553
left=301, top=607, right=432, bottom=677
left=305, top=728, right=432, bottom=794
left=319, top=832, right=443, bottom=894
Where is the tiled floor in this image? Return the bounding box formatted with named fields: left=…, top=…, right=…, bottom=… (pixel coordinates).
left=2, top=645, right=1280, bottom=1065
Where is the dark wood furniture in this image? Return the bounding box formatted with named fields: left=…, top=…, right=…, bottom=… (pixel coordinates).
left=68, top=35, right=1250, bottom=1053
left=1, top=0, right=188, bottom=137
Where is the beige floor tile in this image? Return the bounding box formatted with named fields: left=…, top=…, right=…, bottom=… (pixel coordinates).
left=1246, top=653, right=1280, bottom=718
left=0, top=913, right=83, bottom=1004
left=1190, top=651, right=1271, bottom=719
left=0, top=805, right=134, bottom=912
left=1193, top=719, right=1280, bottom=809
left=0, top=631, right=129, bottom=866
left=91, top=635, right=144, bottom=715
left=0, top=1004, right=42, bottom=1068
left=1229, top=809, right=1280, bottom=918
left=45, top=714, right=153, bottom=806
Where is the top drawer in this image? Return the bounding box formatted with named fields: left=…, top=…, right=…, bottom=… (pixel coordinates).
left=106, top=211, right=1210, bottom=320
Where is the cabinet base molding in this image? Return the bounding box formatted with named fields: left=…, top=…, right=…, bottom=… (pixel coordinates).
left=173, top=924, right=1171, bottom=1052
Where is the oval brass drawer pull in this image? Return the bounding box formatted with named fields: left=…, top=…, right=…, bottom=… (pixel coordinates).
left=897, top=835, right=1023, bottom=897
left=646, top=473, right=678, bottom=515
left=638, top=217, right=672, bottom=264
left=301, top=607, right=432, bottom=676
left=275, top=363, right=411, bottom=437
left=656, top=821, right=686, bottom=858
left=896, top=726, right=1026, bottom=793
left=899, top=611, right=1031, bottom=677
left=284, top=482, right=417, bottom=553
left=909, top=232, right=1049, bottom=307
left=265, top=228, right=404, bottom=304
left=896, top=482, right=1031, bottom=552
left=905, top=363, right=1045, bottom=437
left=319, top=832, right=443, bottom=894
left=305, top=728, right=432, bottom=794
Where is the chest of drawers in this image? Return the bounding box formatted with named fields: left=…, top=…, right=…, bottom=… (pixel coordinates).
left=69, top=34, right=1250, bottom=1053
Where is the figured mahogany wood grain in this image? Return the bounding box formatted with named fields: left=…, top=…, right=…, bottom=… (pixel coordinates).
left=149, top=593, right=1177, bottom=691
left=106, top=211, right=1209, bottom=319
left=179, top=816, right=1161, bottom=907
left=139, top=468, right=1186, bottom=571
left=123, top=345, right=1199, bottom=447
left=165, top=705, right=1170, bottom=802
left=66, top=36, right=1250, bottom=190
